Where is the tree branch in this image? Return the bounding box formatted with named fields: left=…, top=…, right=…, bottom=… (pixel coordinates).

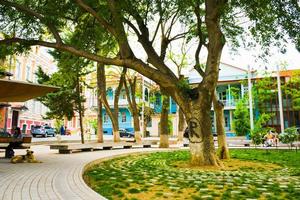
left=75, top=0, right=116, bottom=37
left=0, top=0, right=62, bottom=44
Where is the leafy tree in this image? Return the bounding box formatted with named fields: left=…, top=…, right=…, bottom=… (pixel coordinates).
left=279, top=127, right=299, bottom=148
left=233, top=99, right=250, bottom=136
left=36, top=52, right=90, bottom=144
left=0, top=0, right=299, bottom=166
left=284, top=70, right=300, bottom=111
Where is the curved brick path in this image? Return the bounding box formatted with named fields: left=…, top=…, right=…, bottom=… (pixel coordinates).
left=0, top=145, right=163, bottom=200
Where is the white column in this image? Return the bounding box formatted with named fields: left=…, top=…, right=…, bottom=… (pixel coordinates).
left=228, top=84, right=231, bottom=106
left=248, top=66, right=254, bottom=130
left=241, top=84, right=244, bottom=98
left=276, top=66, right=284, bottom=133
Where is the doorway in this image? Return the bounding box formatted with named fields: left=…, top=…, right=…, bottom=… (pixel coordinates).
left=11, top=110, right=19, bottom=129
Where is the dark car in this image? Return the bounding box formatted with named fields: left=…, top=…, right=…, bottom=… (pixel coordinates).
left=31, top=125, right=56, bottom=137
left=119, top=129, right=134, bottom=138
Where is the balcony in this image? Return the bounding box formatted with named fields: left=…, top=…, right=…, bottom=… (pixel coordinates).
left=213, top=99, right=247, bottom=109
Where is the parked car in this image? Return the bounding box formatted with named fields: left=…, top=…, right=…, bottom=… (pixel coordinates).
left=119, top=129, right=134, bottom=138
left=31, top=125, right=56, bottom=137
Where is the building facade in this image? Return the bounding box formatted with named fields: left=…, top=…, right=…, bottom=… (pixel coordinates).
left=64, top=63, right=300, bottom=136
left=0, top=46, right=56, bottom=134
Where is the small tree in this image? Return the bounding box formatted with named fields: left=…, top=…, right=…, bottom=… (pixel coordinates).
left=250, top=113, right=272, bottom=146
left=233, top=99, right=250, bottom=136
left=279, top=127, right=299, bottom=149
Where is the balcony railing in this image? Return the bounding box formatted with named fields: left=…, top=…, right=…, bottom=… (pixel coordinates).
left=218, top=99, right=247, bottom=108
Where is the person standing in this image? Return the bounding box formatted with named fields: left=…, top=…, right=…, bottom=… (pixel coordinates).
left=60, top=125, right=65, bottom=135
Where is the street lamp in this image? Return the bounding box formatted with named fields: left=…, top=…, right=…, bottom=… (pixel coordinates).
left=248, top=66, right=254, bottom=130
left=141, top=75, right=145, bottom=137
left=276, top=66, right=284, bottom=133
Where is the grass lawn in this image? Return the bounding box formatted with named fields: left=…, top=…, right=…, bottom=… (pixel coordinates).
left=83, top=149, right=300, bottom=200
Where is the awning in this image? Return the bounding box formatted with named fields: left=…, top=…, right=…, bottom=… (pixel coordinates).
left=0, top=79, right=59, bottom=102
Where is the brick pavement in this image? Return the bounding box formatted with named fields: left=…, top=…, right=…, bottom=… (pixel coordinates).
left=0, top=145, right=164, bottom=200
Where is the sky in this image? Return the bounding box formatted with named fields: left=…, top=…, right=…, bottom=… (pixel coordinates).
left=220, top=42, right=300, bottom=71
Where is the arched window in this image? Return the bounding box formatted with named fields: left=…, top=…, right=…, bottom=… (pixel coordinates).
left=155, top=93, right=161, bottom=105
left=121, top=112, right=126, bottom=122
left=120, top=89, right=126, bottom=99
left=106, top=87, right=114, bottom=100
left=144, top=88, right=149, bottom=101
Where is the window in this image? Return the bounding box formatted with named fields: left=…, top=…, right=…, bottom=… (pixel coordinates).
left=224, top=115, right=229, bottom=128
left=218, top=91, right=227, bottom=101
left=121, top=112, right=126, bottom=122
left=155, top=93, right=161, bottom=105
left=120, top=89, right=126, bottom=99
left=16, top=60, right=21, bottom=80
left=103, top=113, right=108, bottom=123
left=26, top=65, right=31, bottom=80
left=144, top=88, right=149, bottom=101
left=106, top=87, right=113, bottom=100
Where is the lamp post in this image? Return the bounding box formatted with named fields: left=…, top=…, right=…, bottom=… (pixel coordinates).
left=141, top=76, right=145, bottom=137
left=276, top=66, right=284, bottom=133
left=248, top=65, right=254, bottom=130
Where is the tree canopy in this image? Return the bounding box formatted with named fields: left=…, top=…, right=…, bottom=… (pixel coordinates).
left=0, top=0, right=299, bottom=166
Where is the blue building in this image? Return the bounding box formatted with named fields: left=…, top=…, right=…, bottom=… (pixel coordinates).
left=82, top=63, right=300, bottom=136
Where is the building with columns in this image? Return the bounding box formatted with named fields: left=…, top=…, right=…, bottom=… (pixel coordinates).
left=61, top=63, right=300, bottom=137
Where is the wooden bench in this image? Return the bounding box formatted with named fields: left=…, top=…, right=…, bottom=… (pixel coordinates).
left=50, top=141, right=153, bottom=154
left=50, top=144, right=94, bottom=154
left=0, top=136, right=32, bottom=144
left=0, top=137, right=32, bottom=158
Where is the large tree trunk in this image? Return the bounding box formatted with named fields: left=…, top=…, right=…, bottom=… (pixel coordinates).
left=213, top=91, right=230, bottom=159
left=78, top=108, right=84, bottom=144
left=97, top=100, right=104, bottom=143
left=76, top=76, right=84, bottom=144
left=97, top=63, right=104, bottom=143
left=185, top=89, right=221, bottom=166
left=97, top=62, right=124, bottom=142
left=132, top=113, right=142, bottom=143
left=159, top=90, right=169, bottom=148
left=177, top=108, right=184, bottom=142
left=182, top=0, right=226, bottom=166
left=123, top=76, right=142, bottom=143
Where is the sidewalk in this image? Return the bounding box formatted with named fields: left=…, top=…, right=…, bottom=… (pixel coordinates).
left=0, top=145, right=165, bottom=200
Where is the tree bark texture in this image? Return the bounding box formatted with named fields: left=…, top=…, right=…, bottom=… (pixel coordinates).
left=96, top=63, right=104, bottom=143
left=97, top=62, right=121, bottom=142
left=124, top=76, right=142, bottom=143
left=177, top=108, right=185, bottom=142
left=213, top=91, right=230, bottom=159
left=182, top=0, right=226, bottom=166
left=186, top=93, right=220, bottom=166
left=76, top=76, right=84, bottom=144
left=159, top=90, right=169, bottom=148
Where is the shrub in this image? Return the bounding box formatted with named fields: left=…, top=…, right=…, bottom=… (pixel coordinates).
left=250, top=113, right=273, bottom=146
left=279, top=127, right=299, bottom=148
left=233, top=99, right=250, bottom=136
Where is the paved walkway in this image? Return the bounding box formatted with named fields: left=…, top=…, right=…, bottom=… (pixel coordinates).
left=0, top=145, right=164, bottom=200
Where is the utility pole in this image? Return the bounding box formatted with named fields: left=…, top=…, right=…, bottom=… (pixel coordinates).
left=276, top=66, right=284, bottom=133
left=141, top=76, right=145, bottom=137
left=248, top=65, right=254, bottom=130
